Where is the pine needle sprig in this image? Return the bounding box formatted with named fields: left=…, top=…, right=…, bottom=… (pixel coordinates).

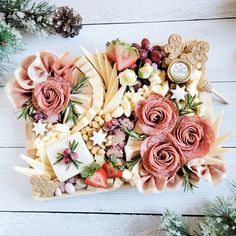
left=159, top=209, right=194, bottom=236
left=199, top=197, right=236, bottom=236
left=124, top=128, right=147, bottom=141
left=176, top=94, right=202, bottom=116
left=182, top=165, right=198, bottom=192
left=1, top=0, right=55, bottom=36
left=71, top=75, right=89, bottom=94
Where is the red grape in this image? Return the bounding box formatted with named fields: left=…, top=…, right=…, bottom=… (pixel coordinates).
left=153, top=45, right=162, bottom=51
left=139, top=49, right=148, bottom=60
left=141, top=38, right=150, bottom=49
left=144, top=59, right=152, bottom=65
left=150, top=51, right=162, bottom=62
left=145, top=44, right=153, bottom=52
left=132, top=43, right=141, bottom=50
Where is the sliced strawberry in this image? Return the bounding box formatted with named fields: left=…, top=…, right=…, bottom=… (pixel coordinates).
left=102, top=162, right=123, bottom=178
left=114, top=44, right=138, bottom=71
left=106, top=43, right=116, bottom=62
left=85, top=168, right=108, bottom=188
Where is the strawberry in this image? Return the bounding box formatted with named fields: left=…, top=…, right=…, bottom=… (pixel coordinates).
left=85, top=168, right=108, bottom=188
left=102, top=162, right=123, bottom=178
left=106, top=39, right=139, bottom=71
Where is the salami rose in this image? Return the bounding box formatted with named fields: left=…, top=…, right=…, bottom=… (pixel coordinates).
left=140, top=134, right=186, bottom=190
left=172, top=116, right=215, bottom=159
left=6, top=51, right=74, bottom=109
left=32, top=77, right=70, bottom=116
left=135, top=95, right=178, bottom=135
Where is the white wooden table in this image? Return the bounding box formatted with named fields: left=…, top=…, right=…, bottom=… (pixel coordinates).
left=0, top=1, right=236, bottom=235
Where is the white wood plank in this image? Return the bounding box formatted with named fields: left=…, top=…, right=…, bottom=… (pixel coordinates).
left=0, top=147, right=235, bottom=214
left=1, top=82, right=235, bottom=147
left=55, top=0, right=236, bottom=24
left=0, top=213, right=202, bottom=236
left=1, top=19, right=236, bottom=86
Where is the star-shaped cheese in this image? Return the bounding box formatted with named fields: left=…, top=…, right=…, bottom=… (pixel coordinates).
left=32, top=120, right=48, bottom=136
left=170, top=85, right=187, bottom=103
left=90, top=129, right=107, bottom=146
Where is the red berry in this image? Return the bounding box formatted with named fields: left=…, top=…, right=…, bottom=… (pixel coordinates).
left=132, top=43, right=141, bottom=50
left=105, top=121, right=113, bottom=129
left=141, top=38, right=150, bottom=49
left=139, top=49, right=148, bottom=60
left=111, top=119, right=119, bottom=126
left=144, top=59, right=152, bottom=65
left=71, top=152, right=78, bottom=159
left=145, top=44, right=153, bottom=52
left=150, top=51, right=162, bottom=62
left=63, top=148, right=71, bottom=156
left=63, top=157, right=70, bottom=164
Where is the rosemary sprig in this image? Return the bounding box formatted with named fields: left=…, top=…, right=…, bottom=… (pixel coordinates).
left=124, top=128, right=146, bottom=141
left=182, top=165, right=198, bottom=192
left=71, top=75, right=89, bottom=94
left=17, top=99, right=34, bottom=120
left=176, top=94, right=202, bottom=116
left=125, top=155, right=141, bottom=170
left=53, top=140, right=82, bottom=170
left=63, top=101, right=80, bottom=125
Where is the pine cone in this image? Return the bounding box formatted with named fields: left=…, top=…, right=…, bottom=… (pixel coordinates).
left=53, top=6, right=82, bottom=38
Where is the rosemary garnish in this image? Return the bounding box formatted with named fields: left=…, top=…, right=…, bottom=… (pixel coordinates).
left=176, top=94, right=202, bottom=116
left=63, top=100, right=81, bottom=125
left=125, top=155, right=141, bottom=170
left=17, top=99, right=34, bottom=120
left=124, top=128, right=146, bottom=141
left=106, top=154, right=125, bottom=171
left=53, top=140, right=82, bottom=170
left=71, top=75, right=89, bottom=94
left=182, top=165, right=198, bottom=192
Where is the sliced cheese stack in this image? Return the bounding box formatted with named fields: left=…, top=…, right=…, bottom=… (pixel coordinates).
left=71, top=56, right=105, bottom=132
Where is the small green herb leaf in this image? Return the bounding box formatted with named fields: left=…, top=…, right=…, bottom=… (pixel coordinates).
left=177, top=94, right=203, bottom=116
left=124, top=128, right=146, bottom=141
left=80, top=162, right=100, bottom=178
left=125, top=155, right=141, bottom=170
left=182, top=165, right=198, bottom=192
left=71, top=75, right=90, bottom=94
left=17, top=99, right=34, bottom=120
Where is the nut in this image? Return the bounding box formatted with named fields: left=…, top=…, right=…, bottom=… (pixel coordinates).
left=81, top=128, right=87, bottom=135
left=105, top=140, right=112, bottom=146
left=92, top=121, right=99, bottom=129
left=94, top=116, right=102, bottom=122
left=91, top=146, right=99, bottom=155
left=104, top=113, right=112, bottom=122
left=82, top=134, right=88, bottom=141
left=97, top=149, right=105, bottom=156
left=99, top=119, right=105, bottom=126
left=87, top=140, right=93, bottom=149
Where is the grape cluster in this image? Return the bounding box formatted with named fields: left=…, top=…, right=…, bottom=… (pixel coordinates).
left=131, top=38, right=166, bottom=70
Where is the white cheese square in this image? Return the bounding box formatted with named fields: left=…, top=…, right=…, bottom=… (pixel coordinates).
left=46, top=132, right=93, bottom=182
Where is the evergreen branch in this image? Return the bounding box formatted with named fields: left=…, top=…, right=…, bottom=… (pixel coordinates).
left=182, top=165, right=198, bottom=192
left=1, top=0, right=55, bottom=36
left=124, top=128, right=146, bottom=141
left=125, top=155, right=141, bottom=170
left=159, top=209, right=193, bottom=236
left=71, top=75, right=89, bottom=94
left=177, top=94, right=202, bottom=116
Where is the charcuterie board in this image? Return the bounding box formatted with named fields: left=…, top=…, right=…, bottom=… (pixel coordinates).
left=5, top=34, right=232, bottom=200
